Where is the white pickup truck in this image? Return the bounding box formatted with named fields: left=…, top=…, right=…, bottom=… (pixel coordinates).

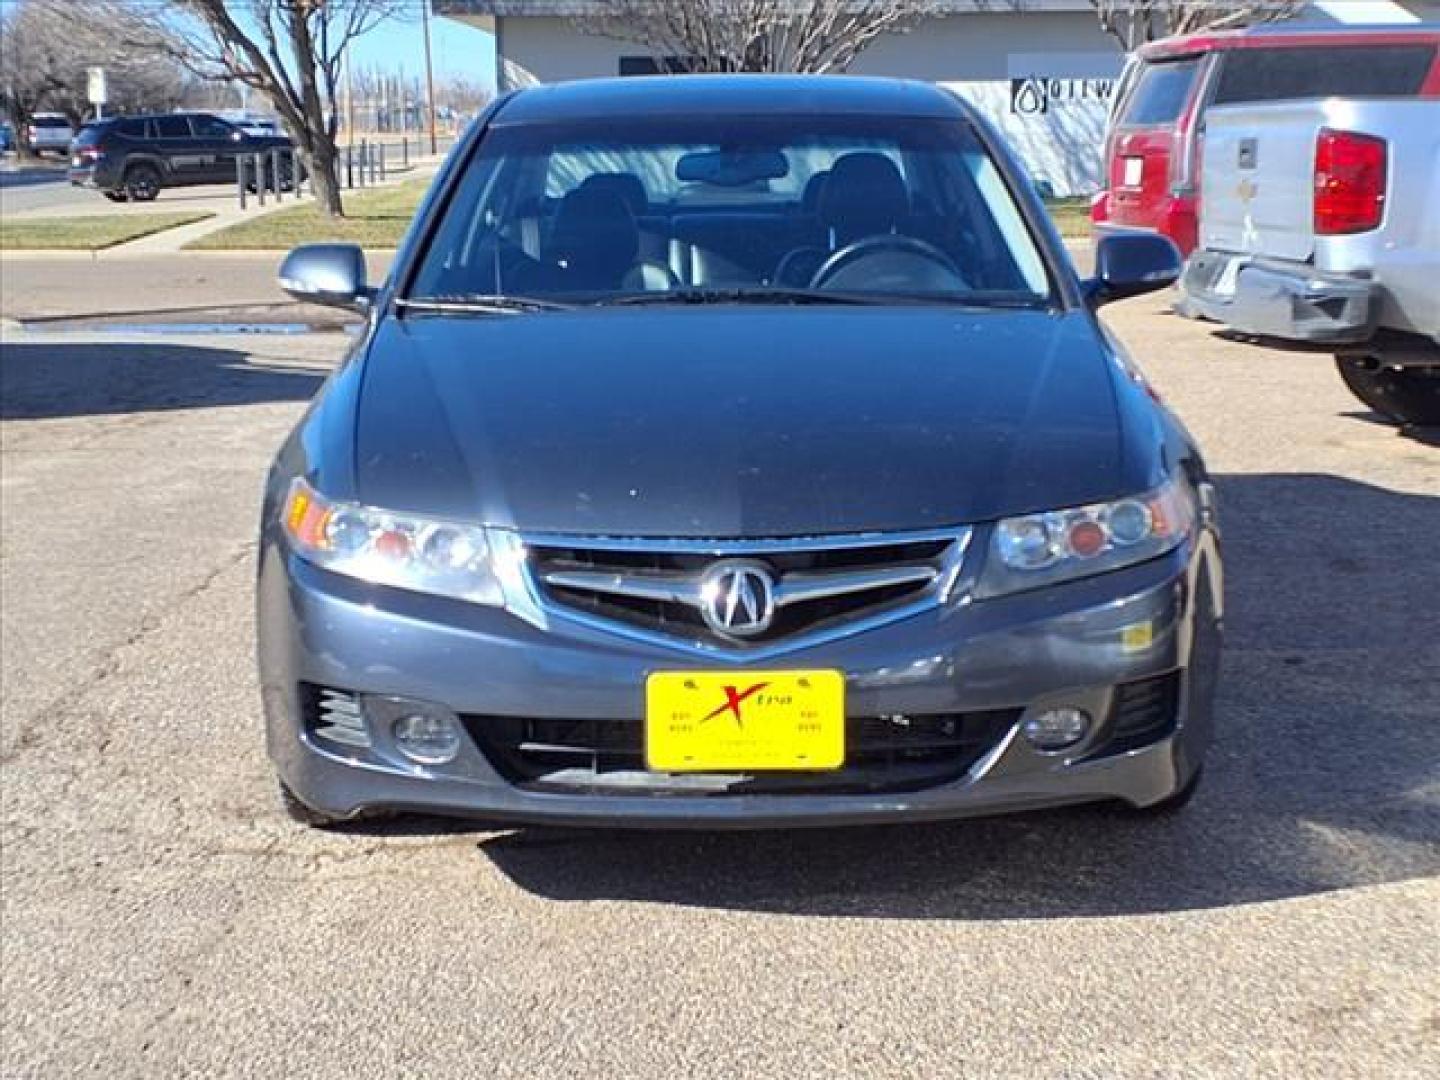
left=1180, top=97, right=1440, bottom=426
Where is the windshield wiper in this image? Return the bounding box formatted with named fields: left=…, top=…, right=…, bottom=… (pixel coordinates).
left=396, top=294, right=574, bottom=315
left=597, top=288, right=885, bottom=307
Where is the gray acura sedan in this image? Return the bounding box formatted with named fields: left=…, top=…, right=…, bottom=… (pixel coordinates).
left=259, top=76, right=1222, bottom=828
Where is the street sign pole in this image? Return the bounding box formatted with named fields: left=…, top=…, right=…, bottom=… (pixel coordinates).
left=87, top=67, right=108, bottom=121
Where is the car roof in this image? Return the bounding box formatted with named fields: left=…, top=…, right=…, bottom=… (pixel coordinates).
left=494, top=75, right=971, bottom=124
left=93, top=111, right=227, bottom=125
left=1139, top=21, right=1440, bottom=59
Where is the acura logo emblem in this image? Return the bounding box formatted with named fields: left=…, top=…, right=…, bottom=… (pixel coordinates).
left=699, top=561, right=777, bottom=638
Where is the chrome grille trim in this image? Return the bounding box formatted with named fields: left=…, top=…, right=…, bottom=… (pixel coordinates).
left=521, top=527, right=972, bottom=660
left=539, top=564, right=939, bottom=608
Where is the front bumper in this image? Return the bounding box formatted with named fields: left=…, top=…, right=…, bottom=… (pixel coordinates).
left=1181, top=250, right=1379, bottom=345
left=258, top=538, right=1222, bottom=828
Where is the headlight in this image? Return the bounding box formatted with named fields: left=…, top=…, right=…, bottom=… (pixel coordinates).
left=281, top=477, right=505, bottom=605
left=975, top=476, right=1196, bottom=599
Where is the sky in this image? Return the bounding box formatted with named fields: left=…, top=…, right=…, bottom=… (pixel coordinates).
left=348, top=7, right=497, bottom=90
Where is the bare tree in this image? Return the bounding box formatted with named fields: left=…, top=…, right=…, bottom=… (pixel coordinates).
left=1086, top=1, right=1303, bottom=52
left=571, top=0, right=955, bottom=75
left=1, top=0, right=191, bottom=149
left=438, top=74, right=492, bottom=120
left=82, top=1, right=405, bottom=217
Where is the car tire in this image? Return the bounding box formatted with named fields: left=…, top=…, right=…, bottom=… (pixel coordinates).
left=102, top=190, right=128, bottom=203
left=278, top=780, right=342, bottom=828
left=123, top=163, right=162, bottom=202
left=1336, top=356, right=1440, bottom=427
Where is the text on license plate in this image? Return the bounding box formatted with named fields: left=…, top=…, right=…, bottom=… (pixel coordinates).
left=645, top=670, right=845, bottom=772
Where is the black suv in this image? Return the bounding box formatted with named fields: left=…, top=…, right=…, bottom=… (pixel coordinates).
left=68, top=112, right=291, bottom=202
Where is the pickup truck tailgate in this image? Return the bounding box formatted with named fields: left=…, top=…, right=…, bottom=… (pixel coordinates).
left=1201, top=103, right=1322, bottom=261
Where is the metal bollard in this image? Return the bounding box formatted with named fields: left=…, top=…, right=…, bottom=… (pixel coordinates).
left=359, top=140, right=368, bottom=187
left=270, top=148, right=282, bottom=203
left=236, top=154, right=247, bottom=210
left=402, top=137, right=409, bottom=168
left=378, top=143, right=386, bottom=182
left=255, top=153, right=265, bottom=206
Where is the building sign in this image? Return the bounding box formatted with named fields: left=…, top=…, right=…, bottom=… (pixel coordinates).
left=1009, top=76, right=1115, bottom=116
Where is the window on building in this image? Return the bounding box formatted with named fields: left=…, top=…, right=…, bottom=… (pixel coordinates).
left=619, top=55, right=732, bottom=77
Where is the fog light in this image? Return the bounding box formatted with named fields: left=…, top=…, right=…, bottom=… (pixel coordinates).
left=392, top=710, right=461, bottom=765
left=1022, top=708, right=1091, bottom=752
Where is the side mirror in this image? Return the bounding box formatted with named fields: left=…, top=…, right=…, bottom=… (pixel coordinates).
left=278, top=243, right=373, bottom=312
left=1083, top=231, right=1181, bottom=308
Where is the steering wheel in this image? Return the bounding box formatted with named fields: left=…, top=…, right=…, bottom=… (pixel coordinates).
left=810, top=235, right=963, bottom=291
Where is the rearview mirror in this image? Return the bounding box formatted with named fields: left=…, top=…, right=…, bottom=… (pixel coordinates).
left=1083, top=232, right=1181, bottom=308
left=675, top=149, right=789, bottom=187
left=278, top=243, right=373, bottom=312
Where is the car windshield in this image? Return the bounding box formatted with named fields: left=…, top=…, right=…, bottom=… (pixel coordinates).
left=407, top=114, right=1053, bottom=307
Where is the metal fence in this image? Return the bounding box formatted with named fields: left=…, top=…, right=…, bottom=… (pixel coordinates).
left=234, top=134, right=456, bottom=210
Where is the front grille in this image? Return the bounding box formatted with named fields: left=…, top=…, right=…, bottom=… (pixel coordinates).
left=464, top=708, right=1019, bottom=796
left=526, top=531, right=967, bottom=651
left=1100, top=672, right=1181, bottom=754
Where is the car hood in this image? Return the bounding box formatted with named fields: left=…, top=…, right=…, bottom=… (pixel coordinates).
left=353, top=306, right=1157, bottom=537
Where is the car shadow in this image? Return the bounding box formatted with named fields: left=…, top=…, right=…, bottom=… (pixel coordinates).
left=0, top=339, right=328, bottom=419
left=464, top=472, right=1439, bottom=918
left=1340, top=409, right=1440, bottom=447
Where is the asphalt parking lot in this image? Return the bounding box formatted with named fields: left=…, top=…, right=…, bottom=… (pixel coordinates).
left=1, top=297, right=1437, bottom=1078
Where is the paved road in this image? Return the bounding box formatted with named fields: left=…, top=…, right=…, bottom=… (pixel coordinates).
left=0, top=166, right=243, bottom=219
left=1, top=301, right=1437, bottom=1078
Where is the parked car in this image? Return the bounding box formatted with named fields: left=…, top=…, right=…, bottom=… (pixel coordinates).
left=68, top=112, right=292, bottom=201
left=1092, top=23, right=1440, bottom=256
left=25, top=112, right=75, bottom=156
left=259, top=76, right=1222, bottom=829
left=1180, top=97, right=1440, bottom=427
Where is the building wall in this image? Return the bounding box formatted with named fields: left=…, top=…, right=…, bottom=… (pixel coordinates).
left=496, top=12, right=1120, bottom=87
left=491, top=12, right=1122, bottom=195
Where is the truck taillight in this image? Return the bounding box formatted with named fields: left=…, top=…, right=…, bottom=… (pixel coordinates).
left=1314, top=128, right=1387, bottom=236
left=76, top=147, right=103, bottom=162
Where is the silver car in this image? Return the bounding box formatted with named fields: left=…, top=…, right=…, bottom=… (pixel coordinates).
left=258, top=76, right=1222, bottom=829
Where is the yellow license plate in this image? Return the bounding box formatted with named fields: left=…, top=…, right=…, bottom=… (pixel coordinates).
left=645, top=670, right=845, bottom=772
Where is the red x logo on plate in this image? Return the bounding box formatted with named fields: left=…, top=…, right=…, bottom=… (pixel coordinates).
left=702, top=682, right=770, bottom=727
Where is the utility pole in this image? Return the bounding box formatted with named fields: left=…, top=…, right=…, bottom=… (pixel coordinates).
left=343, top=42, right=356, bottom=149
left=421, top=0, right=438, bottom=155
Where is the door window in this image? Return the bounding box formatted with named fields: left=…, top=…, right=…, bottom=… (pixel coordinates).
left=153, top=116, right=190, bottom=139
left=191, top=116, right=238, bottom=141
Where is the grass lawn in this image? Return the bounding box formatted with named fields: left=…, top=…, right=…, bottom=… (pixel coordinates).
left=189, top=179, right=1092, bottom=251
left=1044, top=197, right=1092, bottom=239
left=189, top=180, right=428, bottom=251
left=0, top=211, right=214, bottom=251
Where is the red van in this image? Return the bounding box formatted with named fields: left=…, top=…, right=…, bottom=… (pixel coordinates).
left=1093, top=24, right=1440, bottom=255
